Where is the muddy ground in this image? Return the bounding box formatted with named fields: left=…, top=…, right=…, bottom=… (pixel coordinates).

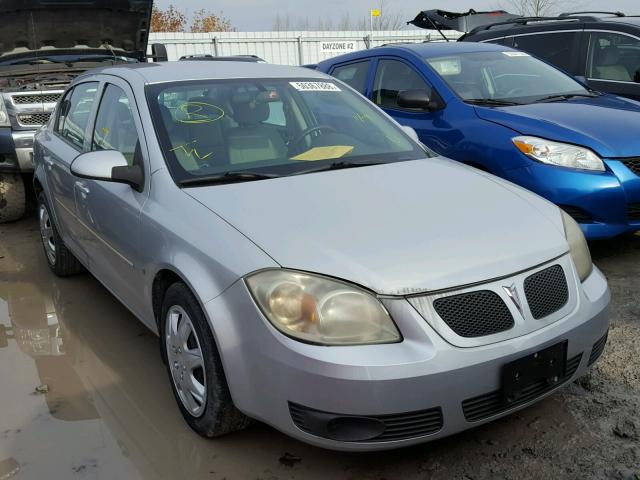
left=0, top=218, right=638, bottom=480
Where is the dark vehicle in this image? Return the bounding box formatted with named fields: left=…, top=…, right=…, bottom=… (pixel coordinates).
left=411, top=9, right=640, bottom=101
left=179, top=54, right=265, bottom=62
left=0, top=0, right=167, bottom=223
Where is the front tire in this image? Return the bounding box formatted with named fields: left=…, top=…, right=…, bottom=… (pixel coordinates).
left=160, top=282, right=251, bottom=437
left=37, top=192, right=84, bottom=276
left=0, top=173, right=26, bottom=223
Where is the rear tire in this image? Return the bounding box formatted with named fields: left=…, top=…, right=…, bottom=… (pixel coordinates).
left=37, top=192, right=84, bottom=276
left=160, top=282, right=251, bottom=437
left=0, top=173, right=26, bottom=223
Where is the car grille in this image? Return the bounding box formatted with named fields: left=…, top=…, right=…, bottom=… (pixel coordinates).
left=12, top=93, right=62, bottom=104
left=560, top=205, right=594, bottom=224
left=588, top=332, right=608, bottom=366
left=523, top=265, right=569, bottom=320
left=289, top=403, right=443, bottom=442
left=16, top=112, right=51, bottom=127
left=628, top=204, right=640, bottom=221
left=432, top=290, right=514, bottom=338
left=462, top=353, right=582, bottom=422
left=621, top=157, right=640, bottom=176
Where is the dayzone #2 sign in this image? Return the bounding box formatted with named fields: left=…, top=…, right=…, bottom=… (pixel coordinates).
left=320, top=41, right=357, bottom=53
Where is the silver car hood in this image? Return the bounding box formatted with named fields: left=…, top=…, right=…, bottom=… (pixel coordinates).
left=186, top=158, right=568, bottom=295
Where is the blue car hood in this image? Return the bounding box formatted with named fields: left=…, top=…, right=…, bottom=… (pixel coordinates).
left=474, top=95, right=640, bottom=158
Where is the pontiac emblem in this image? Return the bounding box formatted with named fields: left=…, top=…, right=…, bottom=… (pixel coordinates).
left=503, top=283, right=524, bottom=315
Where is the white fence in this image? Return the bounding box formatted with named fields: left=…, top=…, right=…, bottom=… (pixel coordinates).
left=147, top=30, right=462, bottom=65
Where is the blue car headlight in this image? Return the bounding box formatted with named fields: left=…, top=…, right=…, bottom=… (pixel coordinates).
left=246, top=269, right=401, bottom=345
left=512, top=136, right=605, bottom=171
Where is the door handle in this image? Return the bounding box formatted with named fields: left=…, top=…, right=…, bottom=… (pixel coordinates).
left=43, top=155, right=54, bottom=169
left=75, top=182, right=90, bottom=196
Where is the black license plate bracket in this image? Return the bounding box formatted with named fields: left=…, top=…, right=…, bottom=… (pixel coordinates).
left=502, top=341, right=567, bottom=404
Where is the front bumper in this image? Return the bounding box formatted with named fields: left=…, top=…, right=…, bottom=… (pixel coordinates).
left=505, top=160, right=640, bottom=240
left=0, top=127, right=35, bottom=173
left=205, top=264, right=610, bottom=451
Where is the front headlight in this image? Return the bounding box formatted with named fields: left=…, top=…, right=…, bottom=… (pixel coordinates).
left=512, top=136, right=604, bottom=171
left=0, top=98, right=9, bottom=127
left=246, top=270, right=401, bottom=345
left=561, top=210, right=593, bottom=281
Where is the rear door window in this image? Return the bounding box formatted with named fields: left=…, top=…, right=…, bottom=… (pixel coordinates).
left=513, top=32, right=581, bottom=73
left=587, top=32, right=640, bottom=82
left=330, top=60, right=371, bottom=93
left=55, top=82, right=99, bottom=150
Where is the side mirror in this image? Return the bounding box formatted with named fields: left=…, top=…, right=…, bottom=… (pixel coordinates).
left=397, top=89, right=439, bottom=111
left=70, top=150, right=143, bottom=191
left=401, top=125, right=420, bottom=142
left=149, top=43, right=168, bottom=62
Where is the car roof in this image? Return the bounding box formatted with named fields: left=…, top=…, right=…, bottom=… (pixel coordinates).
left=592, top=16, right=640, bottom=27
left=318, top=41, right=511, bottom=67
left=391, top=41, right=511, bottom=57
left=464, top=14, right=640, bottom=39
left=79, top=60, right=329, bottom=85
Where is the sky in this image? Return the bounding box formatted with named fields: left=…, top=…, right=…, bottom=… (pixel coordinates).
left=156, top=0, right=640, bottom=31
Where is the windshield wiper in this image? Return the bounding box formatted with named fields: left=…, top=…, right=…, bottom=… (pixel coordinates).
left=534, top=93, right=599, bottom=103
left=291, top=160, right=384, bottom=176
left=179, top=171, right=280, bottom=186
left=465, top=98, right=521, bottom=106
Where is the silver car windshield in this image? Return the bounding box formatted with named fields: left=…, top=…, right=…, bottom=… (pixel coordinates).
left=147, top=78, right=426, bottom=185
left=425, top=51, right=593, bottom=105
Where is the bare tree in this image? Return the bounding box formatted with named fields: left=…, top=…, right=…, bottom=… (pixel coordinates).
left=271, top=1, right=409, bottom=32
left=374, top=0, right=407, bottom=30
left=501, top=0, right=583, bottom=17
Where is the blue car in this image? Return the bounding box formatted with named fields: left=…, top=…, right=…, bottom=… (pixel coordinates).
left=318, top=42, right=640, bottom=240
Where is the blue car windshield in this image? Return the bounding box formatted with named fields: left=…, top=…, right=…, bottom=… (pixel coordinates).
left=425, top=51, right=591, bottom=104
left=146, top=78, right=427, bottom=184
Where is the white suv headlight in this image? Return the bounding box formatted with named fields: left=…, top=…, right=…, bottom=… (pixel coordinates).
left=561, top=210, right=593, bottom=281
left=513, top=136, right=604, bottom=171
left=246, top=270, right=401, bottom=345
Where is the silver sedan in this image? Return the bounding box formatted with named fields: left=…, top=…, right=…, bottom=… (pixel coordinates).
left=33, top=62, right=610, bottom=451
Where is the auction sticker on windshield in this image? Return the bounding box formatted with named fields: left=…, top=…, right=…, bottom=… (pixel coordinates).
left=503, top=51, right=530, bottom=57
left=290, top=81, right=341, bottom=92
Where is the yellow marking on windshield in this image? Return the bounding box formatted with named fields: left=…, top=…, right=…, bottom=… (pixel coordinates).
left=177, top=102, right=225, bottom=124
left=169, top=141, right=213, bottom=160
left=291, top=145, right=354, bottom=161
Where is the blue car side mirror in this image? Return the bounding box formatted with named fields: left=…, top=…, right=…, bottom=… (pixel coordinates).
left=397, top=89, right=440, bottom=111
